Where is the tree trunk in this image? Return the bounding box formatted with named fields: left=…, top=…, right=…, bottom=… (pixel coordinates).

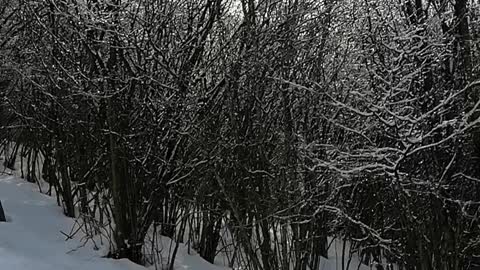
left=0, top=200, right=6, bottom=222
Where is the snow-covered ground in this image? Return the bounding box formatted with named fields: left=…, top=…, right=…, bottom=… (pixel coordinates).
left=0, top=174, right=145, bottom=270
left=0, top=173, right=380, bottom=270
left=0, top=173, right=234, bottom=270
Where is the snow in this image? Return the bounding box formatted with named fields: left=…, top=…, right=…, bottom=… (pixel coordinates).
left=0, top=173, right=233, bottom=270
left=0, top=173, right=385, bottom=270
left=0, top=174, right=145, bottom=270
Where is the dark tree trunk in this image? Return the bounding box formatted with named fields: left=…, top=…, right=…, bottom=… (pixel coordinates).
left=0, top=200, right=6, bottom=222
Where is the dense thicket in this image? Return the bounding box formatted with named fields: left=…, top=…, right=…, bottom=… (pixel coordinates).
left=1, top=0, right=479, bottom=269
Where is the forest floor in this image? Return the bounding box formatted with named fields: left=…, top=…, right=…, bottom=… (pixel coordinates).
left=0, top=174, right=148, bottom=270
left=0, top=172, right=374, bottom=270
left=0, top=174, right=227, bottom=270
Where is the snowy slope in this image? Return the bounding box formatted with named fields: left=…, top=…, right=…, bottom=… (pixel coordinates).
left=0, top=174, right=146, bottom=270
left=0, top=174, right=233, bottom=270
left=0, top=173, right=378, bottom=270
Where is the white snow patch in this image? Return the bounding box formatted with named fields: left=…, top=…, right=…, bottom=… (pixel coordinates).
left=0, top=174, right=234, bottom=270
left=0, top=172, right=396, bottom=270
left=0, top=175, right=143, bottom=270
